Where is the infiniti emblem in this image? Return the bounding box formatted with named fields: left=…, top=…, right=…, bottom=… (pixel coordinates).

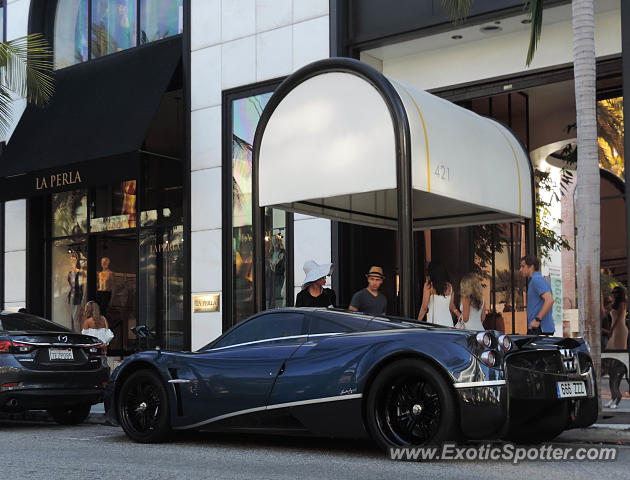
left=58, top=335, right=68, bottom=343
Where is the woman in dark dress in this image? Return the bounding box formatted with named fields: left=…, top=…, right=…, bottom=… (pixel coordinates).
left=295, top=260, right=336, bottom=307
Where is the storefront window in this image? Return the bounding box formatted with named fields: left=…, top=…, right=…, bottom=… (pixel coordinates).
left=91, top=0, right=137, bottom=58
left=51, top=238, right=87, bottom=332
left=54, top=0, right=183, bottom=68
left=54, top=0, right=89, bottom=68
left=140, top=156, right=183, bottom=227
left=140, top=0, right=183, bottom=44
left=90, top=180, right=137, bottom=232
left=52, top=189, right=88, bottom=237
left=139, top=225, right=184, bottom=350
left=265, top=208, right=286, bottom=309
left=597, top=96, right=624, bottom=177
left=232, top=92, right=273, bottom=323
left=95, top=234, right=137, bottom=354
left=1, top=1, right=6, bottom=42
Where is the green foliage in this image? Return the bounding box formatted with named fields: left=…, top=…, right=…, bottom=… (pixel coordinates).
left=441, top=0, right=473, bottom=25
left=600, top=271, right=623, bottom=299
left=0, top=33, right=54, bottom=137
left=534, top=169, right=572, bottom=261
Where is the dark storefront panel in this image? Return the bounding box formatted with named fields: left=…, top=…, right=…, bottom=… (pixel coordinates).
left=0, top=36, right=182, bottom=184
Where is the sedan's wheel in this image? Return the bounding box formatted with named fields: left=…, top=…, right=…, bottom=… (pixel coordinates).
left=48, top=404, right=91, bottom=425
left=118, top=370, right=171, bottom=443
left=366, top=359, right=458, bottom=451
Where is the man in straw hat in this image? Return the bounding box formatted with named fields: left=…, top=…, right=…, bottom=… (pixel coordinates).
left=348, top=266, right=387, bottom=315
left=295, top=260, right=336, bottom=307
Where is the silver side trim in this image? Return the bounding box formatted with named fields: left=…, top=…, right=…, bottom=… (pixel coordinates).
left=210, top=335, right=308, bottom=351
left=453, top=380, right=506, bottom=388
left=168, top=379, right=192, bottom=384
left=208, top=332, right=345, bottom=352
left=172, top=393, right=363, bottom=430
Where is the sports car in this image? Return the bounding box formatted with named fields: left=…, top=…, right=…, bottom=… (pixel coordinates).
left=104, top=308, right=598, bottom=448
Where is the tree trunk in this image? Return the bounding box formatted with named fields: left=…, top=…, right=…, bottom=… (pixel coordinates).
left=572, top=0, right=601, bottom=409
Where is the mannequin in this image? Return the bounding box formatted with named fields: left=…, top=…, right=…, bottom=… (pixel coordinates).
left=67, top=256, right=84, bottom=332
left=96, top=256, right=113, bottom=316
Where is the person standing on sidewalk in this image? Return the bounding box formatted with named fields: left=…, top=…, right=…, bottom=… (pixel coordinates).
left=348, top=266, right=387, bottom=315
left=295, top=260, right=336, bottom=307
left=519, top=255, right=555, bottom=335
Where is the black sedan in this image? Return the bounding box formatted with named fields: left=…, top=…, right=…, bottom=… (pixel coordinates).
left=0, top=311, right=110, bottom=424
left=105, top=308, right=598, bottom=448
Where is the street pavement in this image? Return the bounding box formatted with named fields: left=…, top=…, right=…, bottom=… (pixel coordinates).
left=0, top=422, right=628, bottom=480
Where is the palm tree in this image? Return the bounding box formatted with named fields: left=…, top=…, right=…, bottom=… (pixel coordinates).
left=0, top=33, right=54, bottom=138
left=571, top=0, right=600, bottom=406
left=442, top=0, right=601, bottom=401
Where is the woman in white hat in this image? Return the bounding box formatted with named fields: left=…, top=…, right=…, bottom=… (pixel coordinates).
left=295, top=260, right=336, bottom=307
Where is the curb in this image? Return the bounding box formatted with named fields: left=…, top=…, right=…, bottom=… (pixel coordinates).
left=0, top=410, right=107, bottom=425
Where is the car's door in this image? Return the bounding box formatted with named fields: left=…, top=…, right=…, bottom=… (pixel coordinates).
left=267, top=313, right=371, bottom=404
left=174, top=312, right=307, bottom=428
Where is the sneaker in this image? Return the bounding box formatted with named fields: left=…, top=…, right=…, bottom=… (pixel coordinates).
left=609, top=403, right=618, bottom=409
left=604, top=399, right=614, bottom=408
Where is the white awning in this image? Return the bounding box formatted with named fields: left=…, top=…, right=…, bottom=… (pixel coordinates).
left=256, top=59, right=532, bottom=230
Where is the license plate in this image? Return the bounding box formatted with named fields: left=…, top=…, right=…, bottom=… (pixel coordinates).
left=556, top=381, right=587, bottom=398
left=49, top=348, right=74, bottom=361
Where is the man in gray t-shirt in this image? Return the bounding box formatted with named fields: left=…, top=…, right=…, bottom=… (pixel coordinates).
left=349, top=266, right=387, bottom=315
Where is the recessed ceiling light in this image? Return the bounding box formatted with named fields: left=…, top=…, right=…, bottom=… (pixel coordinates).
left=480, top=25, right=503, bottom=33
left=451, top=34, right=463, bottom=40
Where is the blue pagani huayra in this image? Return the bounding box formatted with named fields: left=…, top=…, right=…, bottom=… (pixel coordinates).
left=104, top=308, right=598, bottom=449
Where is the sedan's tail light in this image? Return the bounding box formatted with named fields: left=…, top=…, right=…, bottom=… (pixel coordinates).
left=0, top=340, right=35, bottom=354
left=84, top=343, right=106, bottom=355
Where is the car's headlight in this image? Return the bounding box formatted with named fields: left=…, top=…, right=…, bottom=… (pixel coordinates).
left=476, top=331, right=493, bottom=348
left=498, top=334, right=512, bottom=351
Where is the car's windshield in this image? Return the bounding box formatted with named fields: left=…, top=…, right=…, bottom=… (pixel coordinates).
left=0, top=313, right=70, bottom=332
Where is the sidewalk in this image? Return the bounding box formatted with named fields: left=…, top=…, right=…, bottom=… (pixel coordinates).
left=556, top=381, right=630, bottom=443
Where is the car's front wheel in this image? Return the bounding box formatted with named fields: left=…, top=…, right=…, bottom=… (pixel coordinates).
left=366, top=358, right=459, bottom=451
left=118, top=369, right=171, bottom=443
left=48, top=404, right=92, bottom=425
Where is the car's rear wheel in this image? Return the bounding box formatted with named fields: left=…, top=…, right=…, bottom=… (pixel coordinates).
left=118, top=369, right=171, bottom=443
left=366, top=359, right=458, bottom=451
left=48, top=404, right=92, bottom=425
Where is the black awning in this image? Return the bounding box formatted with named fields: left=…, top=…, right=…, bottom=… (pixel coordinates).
left=0, top=36, right=182, bottom=180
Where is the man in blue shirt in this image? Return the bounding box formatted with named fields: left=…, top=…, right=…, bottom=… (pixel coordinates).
left=519, top=255, right=555, bottom=335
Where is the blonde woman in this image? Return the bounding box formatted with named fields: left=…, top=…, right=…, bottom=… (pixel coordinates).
left=458, top=273, right=485, bottom=331
left=81, top=301, right=114, bottom=346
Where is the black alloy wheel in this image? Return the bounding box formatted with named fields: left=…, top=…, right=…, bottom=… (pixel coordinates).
left=366, top=359, right=458, bottom=450
left=118, top=369, right=171, bottom=443
left=48, top=404, right=92, bottom=425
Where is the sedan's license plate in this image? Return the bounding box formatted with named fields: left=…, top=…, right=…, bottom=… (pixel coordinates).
left=557, top=381, right=586, bottom=398
left=49, top=348, right=74, bottom=361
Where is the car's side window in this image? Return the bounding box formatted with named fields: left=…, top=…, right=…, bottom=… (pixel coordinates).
left=308, top=314, right=370, bottom=335
left=308, top=316, right=352, bottom=335
left=213, top=313, right=306, bottom=349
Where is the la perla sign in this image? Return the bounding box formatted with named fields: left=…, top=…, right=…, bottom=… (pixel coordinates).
left=36, top=170, right=83, bottom=190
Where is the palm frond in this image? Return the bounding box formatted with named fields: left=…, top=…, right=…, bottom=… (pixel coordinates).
left=441, top=0, right=473, bottom=25
left=0, top=86, right=13, bottom=137
left=0, top=33, right=55, bottom=107
left=524, top=0, right=544, bottom=66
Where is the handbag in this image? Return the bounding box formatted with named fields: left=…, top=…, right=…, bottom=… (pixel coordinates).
left=101, top=328, right=115, bottom=345
left=455, top=316, right=466, bottom=329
